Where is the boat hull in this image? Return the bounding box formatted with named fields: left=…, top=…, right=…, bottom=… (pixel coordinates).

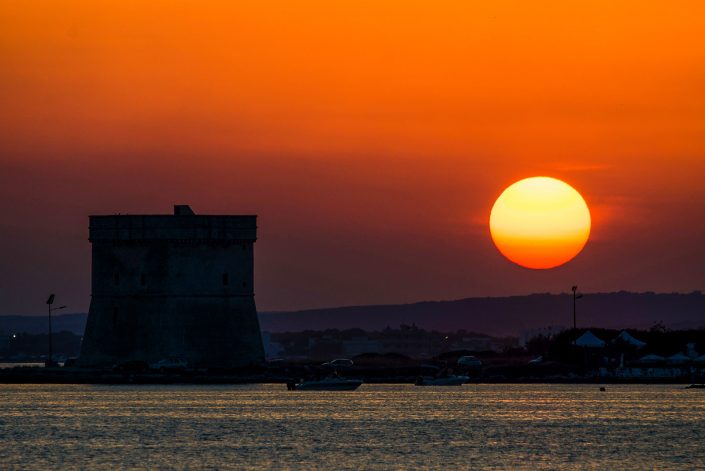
left=294, top=380, right=363, bottom=391
left=415, top=376, right=469, bottom=386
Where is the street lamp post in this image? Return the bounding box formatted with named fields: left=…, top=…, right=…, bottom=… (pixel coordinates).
left=45, top=294, right=66, bottom=367
left=571, top=286, right=584, bottom=363
left=571, top=285, right=583, bottom=331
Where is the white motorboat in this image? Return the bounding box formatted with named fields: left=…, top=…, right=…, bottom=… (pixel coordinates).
left=293, top=377, right=363, bottom=391
left=414, top=375, right=469, bottom=386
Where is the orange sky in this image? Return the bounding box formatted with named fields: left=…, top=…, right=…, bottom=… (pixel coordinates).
left=2, top=1, right=705, bottom=314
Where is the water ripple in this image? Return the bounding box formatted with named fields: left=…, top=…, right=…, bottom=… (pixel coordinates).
left=0, top=384, right=703, bottom=470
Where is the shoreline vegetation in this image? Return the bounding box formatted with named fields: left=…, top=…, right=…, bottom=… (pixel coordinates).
left=1, top=326, right=704, bottom=385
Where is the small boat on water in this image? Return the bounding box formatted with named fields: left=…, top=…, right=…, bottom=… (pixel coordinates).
left=291, top=377, right=363, bottom=391
left=686, top=384, right=705, bottom=389
left=414, top=375, right=469, bottom=386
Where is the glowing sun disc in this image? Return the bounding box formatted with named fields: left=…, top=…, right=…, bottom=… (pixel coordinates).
left=489, top=176, right=591, bottom=269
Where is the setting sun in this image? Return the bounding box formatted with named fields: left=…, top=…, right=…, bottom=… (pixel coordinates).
left=489, top=177, right=591, bottom=269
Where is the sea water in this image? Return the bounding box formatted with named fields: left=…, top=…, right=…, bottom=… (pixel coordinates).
left=1, top=384, right=703, bottom=469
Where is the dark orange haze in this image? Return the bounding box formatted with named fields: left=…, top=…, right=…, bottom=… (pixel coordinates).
left=1, top=1, right=705, bottom=314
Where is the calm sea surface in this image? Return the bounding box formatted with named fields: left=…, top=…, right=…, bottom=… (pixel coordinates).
left=1, top=383, right=704, bottom=470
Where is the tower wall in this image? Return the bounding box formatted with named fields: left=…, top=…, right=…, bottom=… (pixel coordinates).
left=78, top=208, right=264, bottom=368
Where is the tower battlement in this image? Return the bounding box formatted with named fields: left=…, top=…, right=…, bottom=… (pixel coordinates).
left=89, top=207, right=257, bottom=242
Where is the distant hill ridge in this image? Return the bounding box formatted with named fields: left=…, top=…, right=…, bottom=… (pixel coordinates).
left=2, top=292, right=704, bottom=337
left=258, top=291, right=705, bottom=336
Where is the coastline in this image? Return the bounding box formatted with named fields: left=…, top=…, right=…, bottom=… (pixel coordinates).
left=1, top=366, right=702, bottom=386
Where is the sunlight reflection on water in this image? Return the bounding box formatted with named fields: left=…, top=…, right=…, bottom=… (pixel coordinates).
left=1, top=384, right=703, bottom=469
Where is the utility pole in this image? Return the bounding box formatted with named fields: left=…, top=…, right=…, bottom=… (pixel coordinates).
left=571, top=285, right=583, bottom=331
left=572, top=286, right=577, bottom=330
left=45, top=294, right=66, bottom=367
left=571, top=286, right=584, bottom=365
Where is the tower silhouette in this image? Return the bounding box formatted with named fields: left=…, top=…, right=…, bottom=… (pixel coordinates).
left=78, top=205, right=264, bottom=367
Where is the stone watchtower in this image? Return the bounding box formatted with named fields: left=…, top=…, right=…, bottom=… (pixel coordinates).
left=78, top=205, right=264, bottom=368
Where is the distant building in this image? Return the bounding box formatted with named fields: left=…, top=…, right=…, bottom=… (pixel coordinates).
left=451, top=335, right=505, bottom=352
left=261, top=332, right=285, bottom=359
left=78, top=205, right=264, bottom=368
left=380, top=324, right=443, bottom=358
left=342, top=338, right=383, bottom=357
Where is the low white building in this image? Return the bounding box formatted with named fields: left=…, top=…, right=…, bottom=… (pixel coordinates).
left=575, top=331, right=606, bottom=348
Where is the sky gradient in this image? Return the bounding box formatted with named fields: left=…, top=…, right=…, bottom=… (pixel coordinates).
left=2, top=1, right=705, bottom=314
